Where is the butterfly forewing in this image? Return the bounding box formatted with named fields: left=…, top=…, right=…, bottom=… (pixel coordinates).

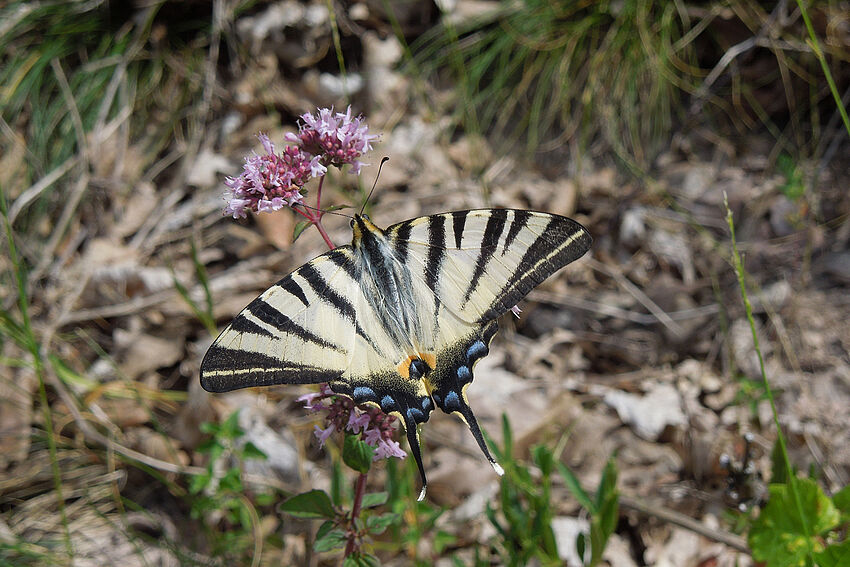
left=201, top=248, right=360, bottom=392
left=387, top=209, right=591, bottom=324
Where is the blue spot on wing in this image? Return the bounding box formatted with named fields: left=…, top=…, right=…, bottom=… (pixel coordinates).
left=407, top=407, right=425, bottom=421
left=353, top=386, right=377, bottom=401
left=457, top=365, right=471, bottom=382
left=466, top=340, right=488, bottom=361
left=443, top=390, right=460, bottom=412
left=381, top=395, right=395, bottom=411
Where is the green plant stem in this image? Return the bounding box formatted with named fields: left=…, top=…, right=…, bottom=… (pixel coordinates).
left=1, top=195, right=74, bottom=560
left=345, top=471, right=369, bottom=557
left=797, top=0, right=850, bottom=140
left=724, top=195, right=813, bottom=559
left=325, top=0, right=348, bottom=104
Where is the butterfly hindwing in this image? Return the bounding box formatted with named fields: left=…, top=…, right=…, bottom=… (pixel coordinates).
left=379, top=209, right=590, bottom=477
left=201, top=242, right=437, bottom=484
left=426, top=319, right=501, bottom=471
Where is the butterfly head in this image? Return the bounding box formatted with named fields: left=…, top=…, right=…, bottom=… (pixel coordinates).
left=350, top=213, right=384, bottom=246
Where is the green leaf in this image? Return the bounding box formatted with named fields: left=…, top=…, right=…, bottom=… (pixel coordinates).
left=595, top=458, right=620, bottom=553
left=366, top=512, right=399, bottom=535
left=501, top=414, right=513, bottom=457
left=433, top=529, right=457, bottom=554
left=596, top=457, right=618, bottom=512
left=293, top=220, right=311, bottom=242
left=531, top=445, right=554, bottom=478
left=314, top=521, right=347, bottom=552
left=281, top=489, right=336, bottom=519
left=254, top=492, right=275, bottom=506
left=361, top=491, right=388, bottom=509
left=814, top=539, right=850, bottom=567
left=557, top=462, right=595, bottom=513
left=485, top=501, right=508, bottom=540
left=241, top=441, right=267, bottom=460
left=188, top=472, right=211, bottom=495
left=343, top=552, right=380, bottom=567
left=576, top=532, right=586, bottom=564
left=832, top=485, right=850, bottom=520
left=343, top=434, right=375, bottom=474
left=771, top=438, right=789, bottom=485
left=219, top=467, right=243, bottom=492
left=749, top=478, right=839, bottom=566
left=220, top=410, right=243, bottom=439
left=237, top=501, right=252, bottom=529
left=313, top=532, right=346, bottom=554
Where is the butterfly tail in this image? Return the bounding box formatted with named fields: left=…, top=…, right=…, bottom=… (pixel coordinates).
left=430, top=321, right=505, bottom=476
left=400, top=414, right=429, bottom=501
left=454, top=400, right=505, bottom=477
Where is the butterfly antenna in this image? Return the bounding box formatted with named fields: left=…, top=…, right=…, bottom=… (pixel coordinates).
left=301, top=202, right=353, bottom=220
left=360, top=157, right=389, bottom=216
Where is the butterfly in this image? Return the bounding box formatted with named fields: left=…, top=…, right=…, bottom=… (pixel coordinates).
left=201, top=208, right=591, bottom=500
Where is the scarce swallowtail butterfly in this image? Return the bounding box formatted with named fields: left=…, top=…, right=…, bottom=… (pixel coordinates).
left=201, top=209, right=591, bottom=500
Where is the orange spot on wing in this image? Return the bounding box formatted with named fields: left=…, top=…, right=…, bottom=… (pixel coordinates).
left=397, top=358, right=411, bottom=379
left=396, top=352, right=436, bottom=380
left=421, top=352, right=436, bottom=369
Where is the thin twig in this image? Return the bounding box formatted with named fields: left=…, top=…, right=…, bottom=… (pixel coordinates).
left=586, top=258, right=686, bottom=336
left=618, top=494, right=749, bottom=553
left=7, top=156, right=78, bottom=225
left=529, top=289, right=719, bottom=325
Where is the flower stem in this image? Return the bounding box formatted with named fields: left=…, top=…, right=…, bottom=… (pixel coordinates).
left=344, top=472, right=368, bottom=556
left=315, top=175, right=325, bottom=211
left=314, top=218, right=336, bottom=250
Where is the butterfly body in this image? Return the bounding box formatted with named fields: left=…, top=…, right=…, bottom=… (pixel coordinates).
left=201, top=209, right=591, bottom=499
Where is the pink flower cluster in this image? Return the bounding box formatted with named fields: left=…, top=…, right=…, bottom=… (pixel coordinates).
left=297, top=384, right=407, bottom=461
left=223, top=106, right=377, bottom=218
left=286, top=106, right=377, bottom=175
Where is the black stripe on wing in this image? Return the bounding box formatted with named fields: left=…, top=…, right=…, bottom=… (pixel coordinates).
left=392, top=220, right=413, bottom=263
left=477, top=215, right=591, bottom=323
left=462, top=208, right=508, bottom=305
left=502, top=209, right=531, bottom=256
left=324, top=248, right=357, bottom=279
left=201, top=349, right=343, bottom=392
left=276, top=276, right=310, bottom=307
left=425, top=214, right=446, bottom=324
left=242, top=300, right=344, bottom=352
left=298, top=259, right=378, bottom=349
left=451, top=211, right=467, bottom=249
